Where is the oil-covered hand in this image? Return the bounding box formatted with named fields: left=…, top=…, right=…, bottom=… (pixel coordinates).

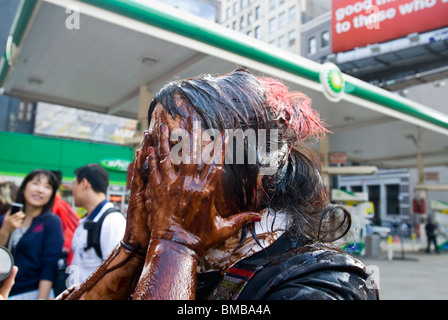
left=122, top=130, right=152, bottom=253
left=145, top=116, right=259, bottom=258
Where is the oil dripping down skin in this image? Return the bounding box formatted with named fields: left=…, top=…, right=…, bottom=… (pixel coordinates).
left=132, top=118, right=260, bottom=300
left=133, top=239, right=199, bottom=300
left=56, top=131, right=153, bottom=301
left=57, top=244, right=145, bottom=300
left=198, top=210, right=288, bottom=273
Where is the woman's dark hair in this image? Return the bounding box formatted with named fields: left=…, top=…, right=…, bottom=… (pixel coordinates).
left=15, top=169, right=59, bottom=214
left=148, top=69, right=351, bottom=243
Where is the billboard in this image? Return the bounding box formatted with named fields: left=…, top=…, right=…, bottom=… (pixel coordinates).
left=332, top=0, right=448, bottom=53
left=35, top=102, right=137, bottom=145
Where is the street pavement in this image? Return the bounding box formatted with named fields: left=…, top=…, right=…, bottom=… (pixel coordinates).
left=358, top=240, right=448, bottom=300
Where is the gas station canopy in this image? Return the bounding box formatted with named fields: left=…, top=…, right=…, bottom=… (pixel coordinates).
left=1, top=0, right=448, bottom=169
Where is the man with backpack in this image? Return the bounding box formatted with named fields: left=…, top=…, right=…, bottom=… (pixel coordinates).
left=70, top=163, right=126, bottom=284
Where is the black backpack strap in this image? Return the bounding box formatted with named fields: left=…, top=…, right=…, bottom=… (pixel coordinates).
left=84, top=207, right=122, bottom=260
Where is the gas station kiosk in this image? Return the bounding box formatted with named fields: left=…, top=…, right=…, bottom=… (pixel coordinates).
left=331, top=189, right=375, bottom=256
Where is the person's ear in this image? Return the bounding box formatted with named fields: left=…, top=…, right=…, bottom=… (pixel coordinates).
left=80, top=178, right=91, bottom=190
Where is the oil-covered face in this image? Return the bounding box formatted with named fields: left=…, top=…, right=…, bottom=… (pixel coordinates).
left=148, top=103, right=185, bottom=138
left=148, top=101, right=240, bottom=219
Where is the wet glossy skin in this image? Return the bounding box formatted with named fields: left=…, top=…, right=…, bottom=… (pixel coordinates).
left=148, top=103, right=243, bottom=219
left=58, top=140, right=151, bottom=300
left=132, top=112, right=259, bottom=299
left=58, top=103, right=259, bottom=300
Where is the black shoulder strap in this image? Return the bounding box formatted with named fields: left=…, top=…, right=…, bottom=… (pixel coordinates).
left=84, top=207, right=122, bottom=260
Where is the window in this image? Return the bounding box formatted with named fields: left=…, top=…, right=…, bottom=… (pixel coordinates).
left=18, top=101, right=33, bottom=121
left=247, top=12, right=253, bottom=26
left=255, top=26, right=261, bottom=39
left=386, top=184, right=400, bottom=215
left=279, top=11, right=286, bottom=27
left=255, top=6, right=261, bottom=19
left=241, top=0, right=246, bottom=9
left=269, top=0, right=276, bottom=10
left=321, top=31, right=330, bottom=48
left=240, top=16, right=245, bottom=29
left=232, top=20, right=237, bottom=30
left=368, top=185, right=381, bottom=223
left=233, top=2, right=238, bottom=14
left=269, top=17, right=276, bottom=32
left=308, top=37, right=316, bottom=55
left=278, top=35, right=286, bottom=49
left=247, top=30, right=252, bottom=37
left=226, top=7, right=231, bottom=19
left=288, top=5, right=296, bottom=22
left=288, top=30, right=296, bottom=46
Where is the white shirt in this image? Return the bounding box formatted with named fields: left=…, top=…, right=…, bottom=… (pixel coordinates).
left=69, top=202, right=125, bottom=284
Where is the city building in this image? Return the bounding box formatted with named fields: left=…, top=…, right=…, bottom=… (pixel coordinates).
left=219, top=0, right=303, bottom=54
left=301, top=11, right=331, bottom=62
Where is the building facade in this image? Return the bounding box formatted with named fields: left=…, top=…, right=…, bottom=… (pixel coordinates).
left=338, top=169, right=412, bottom=226
left=301, top=11, right=331, bottom=62
left=220, top=0, right=303, bottom=54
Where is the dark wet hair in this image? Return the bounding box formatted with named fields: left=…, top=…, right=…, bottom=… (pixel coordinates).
left=148, top=69, right=351, bottom=243
left=15, top=169, right=59, bottom=214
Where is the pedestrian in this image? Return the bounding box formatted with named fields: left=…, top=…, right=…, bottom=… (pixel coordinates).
left=58, top=69, right=378, bottom=300
left=69, top=163, right=125, bottom=285
left=425, top=217, right=439, bottom=254
left=0, top=169, right=64, bottom=299
left=50, top=170, right=80, bottom=296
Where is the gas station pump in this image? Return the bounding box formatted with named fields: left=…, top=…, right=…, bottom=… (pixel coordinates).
left=331, top=189, right=374, bottom=256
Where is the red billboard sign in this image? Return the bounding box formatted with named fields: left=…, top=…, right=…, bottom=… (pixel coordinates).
left=332, top=0, right=448, bottom=53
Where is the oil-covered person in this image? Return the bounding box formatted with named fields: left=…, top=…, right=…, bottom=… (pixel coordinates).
left=57, top=69, right=379, bottom=300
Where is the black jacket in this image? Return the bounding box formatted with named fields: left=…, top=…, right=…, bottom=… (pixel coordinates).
left=197, top=235, right=379, bottom=300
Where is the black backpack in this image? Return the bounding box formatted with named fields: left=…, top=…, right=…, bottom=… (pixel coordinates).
left=83, top=207, right=122, bottom=260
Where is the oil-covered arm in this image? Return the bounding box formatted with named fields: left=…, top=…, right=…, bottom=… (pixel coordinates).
left=57, top=132, right=152, bottom=300
left=132, top=120, right=258, bottom=300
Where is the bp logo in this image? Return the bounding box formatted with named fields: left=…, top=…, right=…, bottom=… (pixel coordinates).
left=320, top=62, right=345, bottom=102
left=100, top=159, right=131, bottom=172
